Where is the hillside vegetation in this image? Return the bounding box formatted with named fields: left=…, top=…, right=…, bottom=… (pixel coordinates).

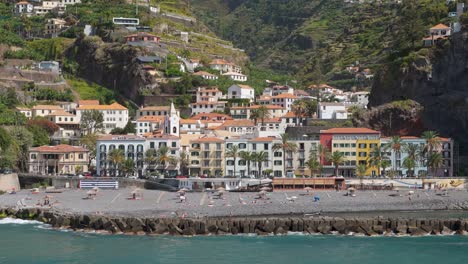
left=192, top=0, right=453, bottom=88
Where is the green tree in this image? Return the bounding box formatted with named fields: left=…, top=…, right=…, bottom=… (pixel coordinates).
left=156, top=146, right=177, bottom=172
left=178, top=151, right=190, bottom=176
left=225, top=145, right=240, bottom=178
left=422, top=130, right=441, bottom=175
left=427, top=152, right=443, bottom=177
left=252, top=151, right=269, bottom=178
left=8, top=127, right=34, bottom=172
left=122, top=120, right=136, bottom=134
left=144, top=149, right=158, bottom=174
left=26, top=125, right=49, bottom=146
left=386, top=136, right=404, bottom=174
left=81, top=110, right=104, bottom=135
left=367, top=145, right=384, bottom=177
left=356, top=163, right=367, bottom=188
left=402, top=157, right=416, bottom=177
left=108, top=148, right=124, bottom=176
left=381, top=159, right=391, bottom=178
left=273, top=133, right=298, bottom=177
left=305, top=155, right=321, bottom=178
left=292, top=100, right=306, bottom=125
left=251, top=105, right=271, bottom=126
left=80, top=133, right=98, bottom=169
left=327, top=151, right=345, bottom=177
left=121, top=158, right=136, bottom=177
left=239, top=151, right=254, bottom=177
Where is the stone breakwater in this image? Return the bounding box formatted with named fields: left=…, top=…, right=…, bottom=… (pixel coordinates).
left=2, top=208, right=468, bottom=236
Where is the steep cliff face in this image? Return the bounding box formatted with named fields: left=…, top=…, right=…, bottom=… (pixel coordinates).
left=354, top=100, right=425, bottom=137
left=369, top=30, right=468, bottom=151
left=66, top=36, right=153, bottom=102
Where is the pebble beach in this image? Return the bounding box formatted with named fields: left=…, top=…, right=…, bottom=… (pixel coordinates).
left=2, top=188, right=468, bottom=218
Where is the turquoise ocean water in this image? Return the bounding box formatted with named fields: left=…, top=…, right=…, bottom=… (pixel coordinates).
left=1, top=218, right=468, bottom=264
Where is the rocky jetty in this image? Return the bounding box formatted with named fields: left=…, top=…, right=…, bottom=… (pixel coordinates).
left=2, top=208, right=468, bottom=236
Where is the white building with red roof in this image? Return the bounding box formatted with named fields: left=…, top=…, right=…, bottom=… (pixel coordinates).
left=227, top=84, right=255, bottom=101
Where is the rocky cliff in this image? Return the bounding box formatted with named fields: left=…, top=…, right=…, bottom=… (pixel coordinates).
left=369, top=30, right=468, bottom=153
left=66, top=36, right=153, bottom=103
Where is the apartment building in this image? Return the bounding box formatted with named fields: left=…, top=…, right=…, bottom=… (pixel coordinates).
left=28, top=144, right=88, bottom=175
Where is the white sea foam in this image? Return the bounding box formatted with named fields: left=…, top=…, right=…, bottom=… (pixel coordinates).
left=0, top=218, right=42, bottom=225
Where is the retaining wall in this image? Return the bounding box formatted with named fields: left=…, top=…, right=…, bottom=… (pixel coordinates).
left=0, top=174, right=20, bottom=192
left=1, top=208, right=467, bottom=236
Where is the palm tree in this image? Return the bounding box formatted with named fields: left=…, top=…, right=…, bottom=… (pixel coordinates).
left=252, top=105, right=271, bottom=127
left=386, top=136, right=404, bottom=174
left=253, top=151, right=269, bottom=178
left=381, top=159, right=391, bottom=178
left=156, top=146, right=177, bottom=174
left=422, top=131, right=441, bottom=175
left=402, top=144, right=420, bottom=177
left=328, top=151, right=345, bottom=177
left=273, top=133, right=298, bottom=177
left=367, top=145, right=384, bottom=177
left=144, top=149, right=158, bottom=174
left=305, top=156, right=321, bottom=178
left=121, top=158, right=136, bottom=177
left=422, top=131, right=441, bottom=154
left=239, top=151, right=254, bottom=177
left=250, top=109, right=259, bottom=125
left=292, top=100, right=306, bottom=126
left=427, top=152, right=443, bottom=177
left=108, top=149, right=124, bottom=176
left=178, top=151, right=190, bottom=176
left=402, top=157, right=416, bottom=177
left=356, top=163, right=367, bottom=189
left=225, top=145, right=240, bottom=178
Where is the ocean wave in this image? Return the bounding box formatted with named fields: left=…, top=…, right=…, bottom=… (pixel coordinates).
left=0, top=218, right=43, bottom=225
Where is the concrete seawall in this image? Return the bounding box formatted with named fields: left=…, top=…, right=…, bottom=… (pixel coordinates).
left=0, top=174, right=20, bottom=192
left=1, top=208, right=467, bottom=236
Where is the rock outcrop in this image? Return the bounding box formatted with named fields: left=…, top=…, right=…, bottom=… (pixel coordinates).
left=369, top=29, right=468, bottom=152
left=2, top=208, right=468, bottom=237
left=66, top=36, right=153, bottom=103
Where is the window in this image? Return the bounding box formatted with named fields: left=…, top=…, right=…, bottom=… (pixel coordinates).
left=351, top=143, right=356, bottom=148
left=239, top=160, right=246, bottom=166
left=204, top=143, right=209, bottom=149
left=358, top=152, right=367, bottom=157
left=264, top=143, right=268, bottom=150
left=299, top=143, right=305, bottom=150
left=31, top=154, right=36, bottom=159
left=358, top=143, right=367, bottom=149
left=369, top=143, right=377, bottom=148
left=274, top=152, right=282, bottom=157
left=239, top=143, right=246, bottom=149
left=216, top=143, right=221, bottom=150
left=203, top=161, right=210, bottom=166
left=172, top=142, right=176, bottom=147
left=252, top=144, right=257, bottom=151
left=173, top=127, right=177, bottom=133
left=274, top=160, right=282, bottom=165
left=78, top=154, right=83, bottom=159
left=333, top=143, right=338, bottom=148
left=191, top=152, right=199, bottom=156
left=191, top=160, right=199, bottom=165
left=227, top=160, right=234, bottom=166
left=65, top=154, right=69, bottom=159
left=150, top=142, right=155, bottom=148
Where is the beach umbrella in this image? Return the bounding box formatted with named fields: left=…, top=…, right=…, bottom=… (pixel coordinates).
left=131, top=188, right=141, bottom=194
left=92, top=186, right=99, bottom=191
left=87, top=190, right=95, bottom=195
left=180, top=188, right=190, bottom=192
left=347, top=187, right=356, bottom=191
left=217, top=187, right=225, bottom=191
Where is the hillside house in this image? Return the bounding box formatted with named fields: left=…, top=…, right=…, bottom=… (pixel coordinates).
left=44, top=18, right=67, bottom=37
left=318, top=102, right=348, bottom=120
left=15, top=2, right=34, bottom=15
left=192, top=71, right=218, bottom=80
left=28, top=144, right=89, bottom=175
left=125, top=32, right=160, bottom=43
left=423, top=24, right=451, bottom=46
left=209, top=59, right=241, bottom=73
left=222, top=72, right=247, bottom=82
left=227, top=84, right=255, bottom=101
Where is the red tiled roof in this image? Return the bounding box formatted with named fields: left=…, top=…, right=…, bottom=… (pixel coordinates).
left=190, top=113, right=233, bottom=121
left=321, top=128, right=380, bottom=134
left=78, top=100, right=100, bottom=106
left=192, top=137, right=224, bottom=143
left=271, top=93, right=298, bottom=99
left=193, top=71, right=216, bottom=77
left=431, top=23, right=450, bottom=29
left=136, top=115, right=165, bottom=122
left=30, top=144, right=88, bottom=153
left=139, top=106, right=170, bottom=111
left=216, top=119, right=255, bottom=128
left=77, top=102, right=127, bottom=111
left=249, top=137, right=276, bottom=142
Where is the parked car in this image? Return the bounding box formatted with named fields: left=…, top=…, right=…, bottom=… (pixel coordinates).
left=128, top=175, right=138, bottom=180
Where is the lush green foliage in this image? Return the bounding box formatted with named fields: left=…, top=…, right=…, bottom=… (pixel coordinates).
left=66, top=77, right=117, bottom=104
left=34, top=88, right=75, bottom=102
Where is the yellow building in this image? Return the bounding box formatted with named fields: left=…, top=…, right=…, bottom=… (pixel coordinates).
left=356, top=139, right=380, bottom=176
left=190, top=137, right=225, bottom=177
